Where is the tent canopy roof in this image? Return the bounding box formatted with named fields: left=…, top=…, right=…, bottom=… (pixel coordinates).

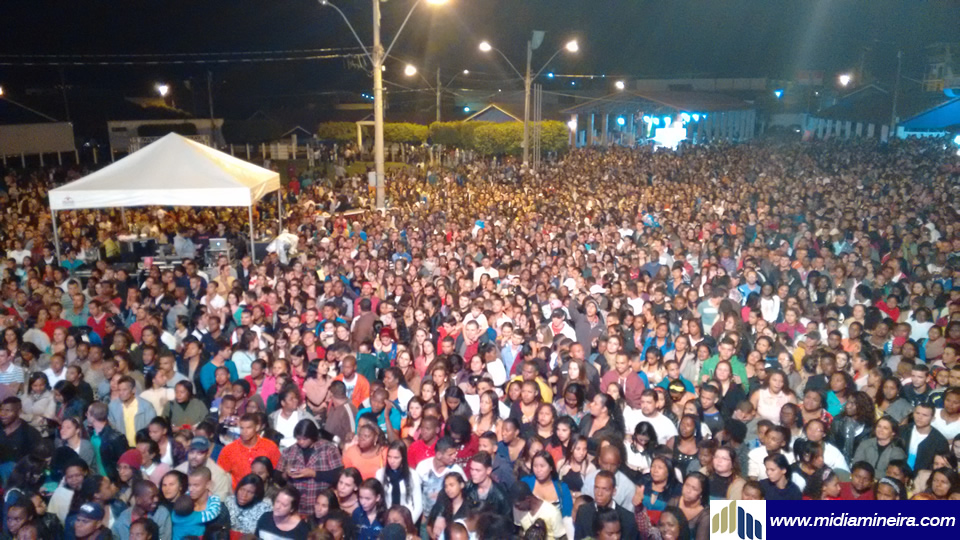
left=49, top=133, right=279, bottom=210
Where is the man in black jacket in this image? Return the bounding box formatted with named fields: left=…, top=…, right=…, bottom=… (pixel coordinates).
left=573, top=470, right=638, bottom=540
left=465, top=451, right=510, bottom=516
left=904, top=404, right=948, bottom=471
left=0, top=397, right=42, bottom=476
left=85, top=402, right=129, bottom=478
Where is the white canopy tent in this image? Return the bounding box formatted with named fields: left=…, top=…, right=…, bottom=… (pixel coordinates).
left=48, top=133, right=282, bottom=263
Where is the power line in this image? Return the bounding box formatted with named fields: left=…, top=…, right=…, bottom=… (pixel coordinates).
left=0, top=47, right=366, bottom=59
left=0, top=53, right=364, bottom=67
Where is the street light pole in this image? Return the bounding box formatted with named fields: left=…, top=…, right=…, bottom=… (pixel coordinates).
left=372, top=0, right=386, bottom=209
left=522, top=40, right=532, bottom=167
left=890, top=49, right=902, bottom=139
left=481, top=38, right=577, bottom=168
left=321, top=0, right=448, bottom=209
left=437, top=67, right=442, bottom=123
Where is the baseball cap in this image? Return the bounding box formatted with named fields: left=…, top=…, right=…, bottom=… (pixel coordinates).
left=78, top=502, right=105, bottom=521
left=189, top=437, right=211, bottom=452
left=551, top=308, right=566, bottom=320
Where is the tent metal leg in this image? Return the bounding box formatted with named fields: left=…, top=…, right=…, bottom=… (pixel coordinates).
left=52, top=209, right=61, bottom=262
left=277, top=190, right=283, bottom=232
left=249, top=205, right=256, bottom=264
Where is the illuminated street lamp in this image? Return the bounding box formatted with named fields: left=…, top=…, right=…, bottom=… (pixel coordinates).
left=479, top=36, right=580, bottom=166
left=615, top=80, right=626, bottom=90
left=156, top=84, right=169, bottom=97
left=404, top=64, right=418, bottom=77
left=320, top=0, right=449, bottom=209
left=839, top=73, right=852, bottom=87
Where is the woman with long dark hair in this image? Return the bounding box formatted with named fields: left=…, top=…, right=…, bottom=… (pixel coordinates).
left=442, top=386, right=472, bottom=420
left=307, top=489, right=339, bottom=529
left=670, top=472, right=710, bottom=540
left=553, top=382, right=587, bottom=425
left=426, top=473, right=478, bottom=540
left=225, top=473, right=273, bottom=536
left=2, top=455, right=46, bottom=512
left=825, top=371, right=856, bottom=418
left=352, top=478, right=387, bottom=540
left=57, top=417, right=95, bottom=470
left=334, top=467, right=363, bottom=516
left=829, top=391, right=876, bottom=462
left=507, top=379, right=541, bottom=427
left=21, top=372, right=56, bottom=433
left=53, top=381, right=86, bottom=425
left=557, top=433, right=595, bottom=497
left=672, top=414, right=704, bottom=472
left=251, top=455, right=286, bottom=503
left=579, top=393, right=622, bottom=455
left=520, top=450, right=573, bottom=522
left=527, top=403, right=564, bottom=464
left=375, top=440, right=422, bottom=523
left=759, top=454, right=801, bottom=500
left=640, top=456, right=682, bottom=521
left=875, top=377, right=913, bottom=423
left=626, top=422, right=663, bottom=476
left=255, top=485, right=311, bottom=539
left=158, top=470, right=188, bottom=511
left=470, top=390, right=502, bottom=437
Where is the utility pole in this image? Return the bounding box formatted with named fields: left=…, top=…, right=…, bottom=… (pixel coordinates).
left=436, top=67, right=442, bottom=123
left=372, top=0, right=386, bottom=209
left=522, top=39, right=533, bottom=166
left=207, top=70, right=217, bottom=145
left=890, top=49, right=902, bottom=137
left=59, top=67, right=71, bottom=123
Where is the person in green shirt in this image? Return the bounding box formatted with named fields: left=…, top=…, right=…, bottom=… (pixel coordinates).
left=699, top=338, right=749, bottom=390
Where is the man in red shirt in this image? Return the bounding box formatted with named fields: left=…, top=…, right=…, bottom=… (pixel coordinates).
left=86, top=301, right=109, bottom=340
left=407, top=416, right=440, bottom=468
left=838, top=462, right=875, bottom=500
left=216, top=413, right=281, bottom=488
left=43, top=303, right=72, bottom=339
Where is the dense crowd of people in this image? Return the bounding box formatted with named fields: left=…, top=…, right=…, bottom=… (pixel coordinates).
left=1, top=135, right=959, bottom=540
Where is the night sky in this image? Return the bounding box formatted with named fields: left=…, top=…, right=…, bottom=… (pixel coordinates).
left=1, top=0, right=958, bottom=110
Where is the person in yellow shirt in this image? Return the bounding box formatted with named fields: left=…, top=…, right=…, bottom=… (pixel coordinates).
left=509, top=360, right=553, bottom=404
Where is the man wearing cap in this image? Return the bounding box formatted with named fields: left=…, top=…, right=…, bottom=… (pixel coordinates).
left=112, top=480, right=172, bottom=540
left=546, top=308, right=577, bottom=343
left=175, top=436, right=232, bottom=501
left=73, top=502, right=111, bottom=540
left=569, top=295, right=606, bottom=356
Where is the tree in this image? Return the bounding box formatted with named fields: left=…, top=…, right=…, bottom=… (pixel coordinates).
left=315, top=122, right=356, bottom=143
left=383, top=123, right=428, bottom=144
left=539, top=121, right=570, bottom=154
left=428, top=122, right=462, bottom=146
